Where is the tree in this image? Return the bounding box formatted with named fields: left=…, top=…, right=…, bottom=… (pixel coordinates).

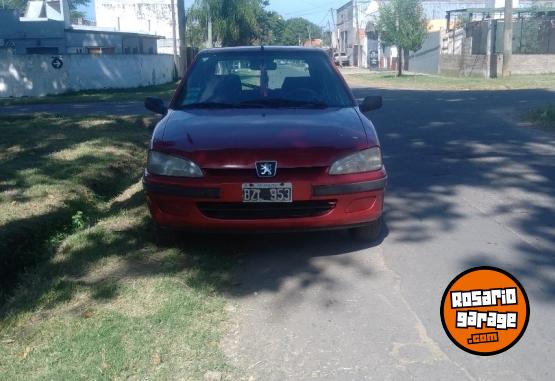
left=280, top=18, right=322, bottom=46
left=4, top=0, right=90, bottom=20
left=185, top=1, right=320, bottom=48
left=67, top=0, right=89, bottom=20
left=3, top=0, right=27, bottom=13
left=255, top=10, right=285, bottom=45
left=187, top=0, right=267, bottom=47
left=377, top=0, right=427, bottom=76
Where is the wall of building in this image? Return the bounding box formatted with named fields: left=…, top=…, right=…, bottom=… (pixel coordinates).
left=0, top=9, right=66, bottom=54
left=0, top=51, right=175, bottom=98
left=95, top=0, right=178, bottom=55
left=66, top=31, right=126, bottom=53
left=336, top=2, right=354, bottom=58
left=0, top=8, right=159, bottom=55
left=439, top=53, right=555, bottom=76
left=409, top=32, right=441, bottom=74
left=502, top=54, right=555, bottom=74
left=439, top=53, right=490, bottom=76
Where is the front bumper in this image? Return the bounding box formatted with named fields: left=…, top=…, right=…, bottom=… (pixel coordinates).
left=143, top=169, right=387, bottom=231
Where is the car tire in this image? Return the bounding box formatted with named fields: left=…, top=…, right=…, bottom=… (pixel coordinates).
left=349, top=218, right=382, bottom=242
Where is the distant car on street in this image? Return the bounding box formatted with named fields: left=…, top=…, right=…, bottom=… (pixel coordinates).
left=144, top=46, right=386, bottom=241
left=333, top=52, right=350, bottom=66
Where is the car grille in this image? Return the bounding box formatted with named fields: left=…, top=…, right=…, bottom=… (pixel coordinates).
left=197, top=201, right=336, bottom=220
left=203, top=167, right=326, bottom=177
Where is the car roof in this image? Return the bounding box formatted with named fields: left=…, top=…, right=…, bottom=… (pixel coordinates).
left=199, top=46, right=329, bottom=55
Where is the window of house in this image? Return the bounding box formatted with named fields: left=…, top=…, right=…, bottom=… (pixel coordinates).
left=26, top=47, right=59, bottom=54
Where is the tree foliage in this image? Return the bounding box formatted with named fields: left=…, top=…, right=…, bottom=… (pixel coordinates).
left=255, top=10, right=285, bottom=45
left=3, top=0, right=27, bottom=13
left=279, top=17, right=322, bottom=46
left=377, top=0, right=427, bottom=75
left=187, top=0, right=269, bottom=47
left=186, top=1, right=321, bottom=47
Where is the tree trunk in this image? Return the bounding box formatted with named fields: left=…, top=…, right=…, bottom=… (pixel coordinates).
left=397, top=47, right=403, bottom=76
left=403, top=48, right=410, bottom=71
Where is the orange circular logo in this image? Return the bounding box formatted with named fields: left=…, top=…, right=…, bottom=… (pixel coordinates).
left=440, top=267, right=530, bottom=356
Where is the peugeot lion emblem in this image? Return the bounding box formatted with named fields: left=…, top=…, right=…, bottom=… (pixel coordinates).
left=256, top=161, right=277, bottom=177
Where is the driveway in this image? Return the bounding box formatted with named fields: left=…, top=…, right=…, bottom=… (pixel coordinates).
left=222, top=87, right=555, bottom=380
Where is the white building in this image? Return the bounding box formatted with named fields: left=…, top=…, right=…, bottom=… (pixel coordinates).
left=1, top=0, right=160, bottom=55
left=486, top=0, right=519, bottom=8
left=95, top=0, right=180, bottom=55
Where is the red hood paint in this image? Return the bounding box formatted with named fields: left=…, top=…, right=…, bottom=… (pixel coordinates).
left=152, top=108, right=376, bottom=168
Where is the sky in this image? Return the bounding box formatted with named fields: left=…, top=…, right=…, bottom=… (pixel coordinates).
left=79, top=0, right=351, bottom=29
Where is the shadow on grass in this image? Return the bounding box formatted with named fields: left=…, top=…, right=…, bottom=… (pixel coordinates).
left=0, top=81, right=178, bottom=106
left=0, top=114, right=151, bottom=301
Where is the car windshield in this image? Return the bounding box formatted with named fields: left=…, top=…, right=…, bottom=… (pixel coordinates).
left=175, top=50, right=354, bottom=109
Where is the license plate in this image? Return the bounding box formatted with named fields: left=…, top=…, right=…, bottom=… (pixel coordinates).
left=242, top=183, right=292, bottom=203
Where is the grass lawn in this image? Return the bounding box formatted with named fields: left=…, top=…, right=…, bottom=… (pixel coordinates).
left=0, top=82, right=179, bottom=106
left=0, top=115, right=238, bottom=380
left=344, top=72, right=555, bottom=91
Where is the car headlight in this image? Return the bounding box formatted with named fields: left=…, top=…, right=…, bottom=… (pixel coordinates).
left=147, top=150, right=203, bottom=177
left=329, top=147, right=382, bottom=175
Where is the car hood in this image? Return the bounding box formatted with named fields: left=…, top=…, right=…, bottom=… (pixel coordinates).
left=153, top=108, right=371, bottom=168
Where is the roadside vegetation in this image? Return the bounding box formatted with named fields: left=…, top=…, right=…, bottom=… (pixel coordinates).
left=345, top=72, right=555, bottom=91
left=0, top=82, right=178, bottom=106
left=524, top=104, right=555, bottom=129
left=0, top=114, right=237, bottom=380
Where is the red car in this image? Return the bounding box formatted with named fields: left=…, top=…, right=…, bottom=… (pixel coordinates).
left=143, top=46, right=386, bottom=241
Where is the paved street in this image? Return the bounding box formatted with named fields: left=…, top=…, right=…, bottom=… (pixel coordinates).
left=2, top=84, right=554, bottom=379
left=0, top=100, right=147, bottom=116
left=222, top=86, right=555, bottom=379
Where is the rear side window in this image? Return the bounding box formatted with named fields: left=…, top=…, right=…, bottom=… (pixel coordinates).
left=178, top=51, right=353, bottom=108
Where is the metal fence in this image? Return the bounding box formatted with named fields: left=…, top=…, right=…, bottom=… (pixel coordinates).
left=467, top=19, right=555, bottom=55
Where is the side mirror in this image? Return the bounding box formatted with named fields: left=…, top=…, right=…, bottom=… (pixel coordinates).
left=144, top=97, right=167, bottom=115
left=359, top=96, right=382, bottom=113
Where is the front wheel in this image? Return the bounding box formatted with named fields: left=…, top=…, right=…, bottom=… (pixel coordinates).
left=349, top=218, right=382, bottom=242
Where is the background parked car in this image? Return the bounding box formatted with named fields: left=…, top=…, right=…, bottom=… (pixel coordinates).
left=333, top=52, right=350, bottom=66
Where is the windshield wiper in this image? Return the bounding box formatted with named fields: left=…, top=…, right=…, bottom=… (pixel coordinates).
left=178, top=102, right=237, bottom=109
left=239, top=98, right=329, bottom=109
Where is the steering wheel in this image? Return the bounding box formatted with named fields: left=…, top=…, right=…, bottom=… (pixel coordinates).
left=283, top=87, right=321, bottom=101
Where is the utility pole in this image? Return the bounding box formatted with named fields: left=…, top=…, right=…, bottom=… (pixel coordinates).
left=170, top=0, right=179, bottom=76
left=327, top=19, right=332, bottom=48
left=330, top=8, right=338, bottom=51
left=177, top=0, right=187, bottom=75
left=502, top=0, right=513, bottom=77
left=354, top=0, right=360, bottom=67
left=207, top=3, right=213, bottom=48
left=396, top=13, right=402, bottom=76
left=307, top=25, right=312, bottom=46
